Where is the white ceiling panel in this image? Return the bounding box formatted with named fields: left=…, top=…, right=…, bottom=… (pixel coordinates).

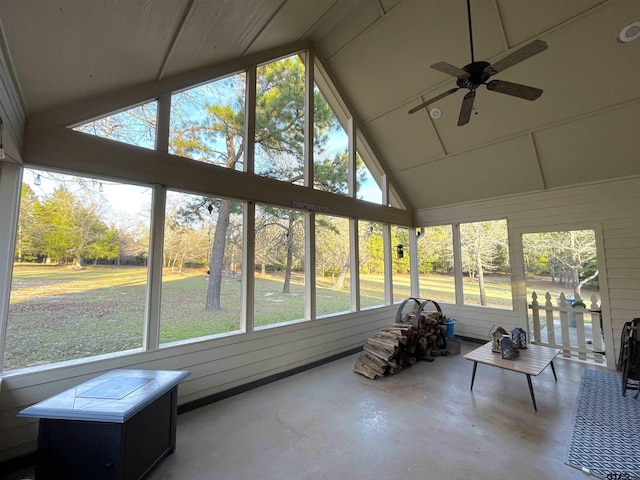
left=392, top=135, right=544, bottom=208
left=534, top=101, right=640, bottom=189
left=364, top=104, right=445, bottom=172
left=0, top=0, right=189, bottom=113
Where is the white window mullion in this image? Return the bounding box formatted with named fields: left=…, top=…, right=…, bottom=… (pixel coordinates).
left=409, top=228, right=420, bottom=298
left=381, top=173, right=389, bottom=207
left=348, top=118, right=355, bottom=198
left=155, top=92, right=171, bottom=153
left=242, top=202, right=255, bottom=332
left=350, top=217, right=360, bottom=311
left=144, top=185, right=166, bottom=351
left=245, top=65, right=256, bottom=174
left=453, top=223, right=464, bottom=305
left=383, top=223, right=393, bottom=305
left=304, top=49, right=314, bottom=187
left=305, top=211, right=316, bottom=320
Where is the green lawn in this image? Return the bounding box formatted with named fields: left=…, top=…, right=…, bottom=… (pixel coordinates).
left=5, top=265, right=531, bottom=370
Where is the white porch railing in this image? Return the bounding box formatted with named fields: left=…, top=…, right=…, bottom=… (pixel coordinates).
left=528, top=291, right=605, bottom=365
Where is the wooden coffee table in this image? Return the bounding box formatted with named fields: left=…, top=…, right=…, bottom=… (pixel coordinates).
left=464, top=342, right=560, bottom=410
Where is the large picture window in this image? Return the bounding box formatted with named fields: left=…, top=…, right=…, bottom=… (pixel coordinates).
left=358, top=221, right=385, bottom=308
left=460, top=219, right=512, bottom=309
left=5, top=169, right=152, bottom=371
left=254, top=204, right=306, bottom=326
left=160, top=191, right=243, bottom=344
left=392, top=225, right=411, bottom=303
left=315, top=214, right=351, bottom=316
left=417, top=225, right=456, bottom=303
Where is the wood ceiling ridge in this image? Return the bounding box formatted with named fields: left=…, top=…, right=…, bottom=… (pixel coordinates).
left=491, top=0, right=509, bottom=51
left=297, top=0, right=342, bottom=40
left=156, top=0, right=196, bottom=82
left=240, top=0, right=289, bottom=58
left=323, top=1, right=396, bottom=63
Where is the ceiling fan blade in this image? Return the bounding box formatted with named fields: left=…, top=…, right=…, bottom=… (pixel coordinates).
left=485, top=39, right=548, bottom=75
left=457, top=90, right=475, bottom=126
left=486, top=79, right=543, bottom=101
left=431, top=62, right=468, bottom=78
left=408, top=87, right=460, bottom=114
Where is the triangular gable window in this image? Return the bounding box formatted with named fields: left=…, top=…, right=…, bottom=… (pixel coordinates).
left=313, top=85, right=348, bottom=195
left=169, top=73, right=246, bottom=170
left=72, top=100, right=157, bottom=150
left=356, top=151, right=383, bottom=204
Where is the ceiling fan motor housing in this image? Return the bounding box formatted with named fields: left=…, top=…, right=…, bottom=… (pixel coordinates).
left=457, top=61, right=491, bottom=90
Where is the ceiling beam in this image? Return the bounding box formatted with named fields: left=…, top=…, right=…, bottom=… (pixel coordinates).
left=156, top=0, right=196, bottom=82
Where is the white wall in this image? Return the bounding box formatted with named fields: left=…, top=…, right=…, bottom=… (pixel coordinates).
left=415, top=175, right=640, bottom=365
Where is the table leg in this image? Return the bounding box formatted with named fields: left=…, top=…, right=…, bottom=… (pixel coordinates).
left=470, top=362, right=478, bottom=391
left=550, top=360, right=557, bottom=382
left=526, top=374, right=537, bottom=411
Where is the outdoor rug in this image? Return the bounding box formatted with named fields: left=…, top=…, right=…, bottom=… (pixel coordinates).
left=565, top=368, right=640, bottom=479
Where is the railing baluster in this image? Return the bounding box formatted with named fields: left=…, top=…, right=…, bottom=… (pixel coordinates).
left=531, top=291, right=541, bottom=343
left=574, top=293, right=587, bottom=361
left=544, top=291, right=555, bottom=346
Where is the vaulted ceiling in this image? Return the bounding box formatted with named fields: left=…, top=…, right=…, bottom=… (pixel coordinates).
left=1, top=0, right=639, bottom=211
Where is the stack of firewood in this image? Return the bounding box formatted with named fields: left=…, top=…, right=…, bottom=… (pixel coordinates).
left=354, top=311, right=447, bottom=379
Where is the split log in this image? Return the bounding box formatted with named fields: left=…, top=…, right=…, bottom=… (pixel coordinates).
left=354, top=359, right=379, bottom=379
left=366, top=337, right=398, bottom=352
left=358, top=354, right=387, bottom=375
left=362, top=352, right=388, bottom=370
left=363, top=343, right=395, bottom=362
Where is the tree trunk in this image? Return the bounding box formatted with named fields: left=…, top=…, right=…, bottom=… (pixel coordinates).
left=206, top=199, right=232, bottom=310
left=282, top=214, right=295, bottom=294
left=475, top=249, right=487, bottom=306
left=335, top=262, right=349, bottom=290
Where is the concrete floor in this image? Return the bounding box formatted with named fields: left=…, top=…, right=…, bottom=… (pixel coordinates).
left=4, top=340, right=598, bottom=480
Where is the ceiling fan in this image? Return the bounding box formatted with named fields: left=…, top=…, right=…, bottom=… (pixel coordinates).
left=408, top=0, right=548, bottom=126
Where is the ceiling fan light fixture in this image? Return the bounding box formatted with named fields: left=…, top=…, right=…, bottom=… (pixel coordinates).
left=618, top=21, right=640, bottom=43
left=429, top=108, right=442, bottom=119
